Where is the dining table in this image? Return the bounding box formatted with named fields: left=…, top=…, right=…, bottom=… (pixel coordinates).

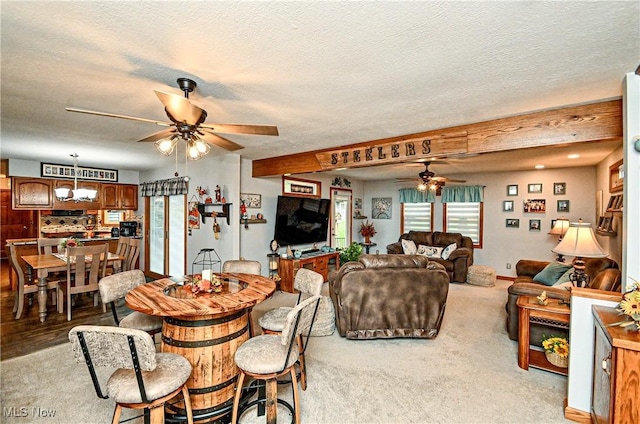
left=125, top=273, right=276, bottom=423
left=21, top=251, right=125, bottom=323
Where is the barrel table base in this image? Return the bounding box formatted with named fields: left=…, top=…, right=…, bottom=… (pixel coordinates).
left=161, top=311, right=250, bottom=423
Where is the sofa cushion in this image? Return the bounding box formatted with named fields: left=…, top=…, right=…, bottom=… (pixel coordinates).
left=553, top=267, right=574, bottom=286
left=441, top=243, right=457, bottom=260
left=532, top=262, right=572, bottom=286
left=401, top=239, right=417, bottom=254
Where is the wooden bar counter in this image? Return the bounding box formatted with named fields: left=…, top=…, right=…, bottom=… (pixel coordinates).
left=125, top=274, right=276, bottom=422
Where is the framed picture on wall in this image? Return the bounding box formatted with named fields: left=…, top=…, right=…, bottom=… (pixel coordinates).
left=553, top=182, right=566, bottom=195
left=506, top=219, right=520, bottom=228
left=523, top=199, right=546, bottom=213
left=529, top=219, right=541, bottom=231
left=503, top=200, right=514, bottom=212
left=282, top=176, right=321, bottom=198
left=507, top=185, right=518, bottom=196
left=528, top=183, right=543, bottom=194
left=557, top=200, right=570, bottom=213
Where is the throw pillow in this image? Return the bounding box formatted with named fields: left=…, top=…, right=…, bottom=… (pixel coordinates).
left=441, top=243, right=457, bottom=260
left=425, top=246, right=443, bottom=259
left=416, top=244, right=429, bottom=255
left=553, top=267, right=575, bottom=286
left=533, top=262, right=572, bottom=286
left=401, top=239, right=417, bottom=255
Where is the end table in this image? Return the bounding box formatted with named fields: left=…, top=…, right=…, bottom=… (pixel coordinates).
left=517, top=295, right=570, bottom=376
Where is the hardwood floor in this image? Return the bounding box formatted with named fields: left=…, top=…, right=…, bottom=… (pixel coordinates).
left=1, top=259, right=134, bottom=361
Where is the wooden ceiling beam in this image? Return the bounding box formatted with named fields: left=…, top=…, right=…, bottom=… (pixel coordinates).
left=252, top=99, right=622, bottom=177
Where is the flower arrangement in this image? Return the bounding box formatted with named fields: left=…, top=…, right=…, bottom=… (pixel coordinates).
left=541, top=335, right=569, bottom=358
left=541, top=334, right=569, bottom=368
left=184, top=273, right=223, bottom=294
left=60, top=237, right=84, bottom=248
left=613, top=277, right=640, bottom=331
left=359, top=221, right=377, bottom=238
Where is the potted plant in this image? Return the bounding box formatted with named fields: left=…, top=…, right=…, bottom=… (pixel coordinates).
left=359, top=220, right=376, bottom=243
left=541, top=335, right=569, bottom=368
left=59, top=237, right=84, bottom=255
left=338, top=242, right=363, bottom=265
left=611, top=277, right=640, bottom=331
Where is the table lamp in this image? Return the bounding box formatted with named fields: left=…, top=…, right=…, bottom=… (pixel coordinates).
left=548, top=217, right=570, bottom=262
left=551, top=220, right=607, bottom=288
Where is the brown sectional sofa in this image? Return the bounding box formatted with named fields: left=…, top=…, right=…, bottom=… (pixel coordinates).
left=386, top=231, right=474, bottom=283
left=505, top=257, right=621, bottom=345
left=329, top=254, right=450, bottom=340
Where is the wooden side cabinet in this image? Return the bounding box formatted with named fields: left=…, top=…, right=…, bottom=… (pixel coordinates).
left=278, top=252, right=339, bottom=293
left=591, top=306, right=640, bottom=424
left=101, top=183, right=138, bottom=210
left=12, top=177, right=53, bottom=209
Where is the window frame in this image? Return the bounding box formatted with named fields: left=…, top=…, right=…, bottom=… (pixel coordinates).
left=401, top=202, right=434, bottom=234
left=443, top=202, right=484, bottom=248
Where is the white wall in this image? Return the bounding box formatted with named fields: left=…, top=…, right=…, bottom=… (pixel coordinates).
left=363, top=166, right=599, bottom=276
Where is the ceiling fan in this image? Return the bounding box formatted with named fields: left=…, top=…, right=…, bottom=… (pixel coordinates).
left=66, top=78, right=279, bottom=159
left=396, top=161, right=466, bottom=193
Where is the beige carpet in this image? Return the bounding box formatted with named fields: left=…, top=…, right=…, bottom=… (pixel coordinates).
left=0, top=280, right=570, bottom=423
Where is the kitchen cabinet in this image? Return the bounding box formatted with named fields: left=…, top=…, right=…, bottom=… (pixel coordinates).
left=12, top=178, right=53, bottom=209
left=101, top=183, right=138, bottom=210
left=52, top=179, right=102, bottom=210
left=591, top=306, right=640, bottom=424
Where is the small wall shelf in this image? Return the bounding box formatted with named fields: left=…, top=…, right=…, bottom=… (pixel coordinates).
left=197, top=203, right=232, bottom=225
left=242, top=219, right=267, bottom=224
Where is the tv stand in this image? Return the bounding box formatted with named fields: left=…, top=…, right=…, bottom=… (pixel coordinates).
left=278, top=251, right=340, bottom=293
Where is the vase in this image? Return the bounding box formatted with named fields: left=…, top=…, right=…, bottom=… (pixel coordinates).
left=545, top=351, right=568, bottom=368
left=364, top=236, right=371, bottom=244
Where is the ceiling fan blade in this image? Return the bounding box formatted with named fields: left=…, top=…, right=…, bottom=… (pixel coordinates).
left=199, top=123, right=279, bottom=136
left=432, top=176, right=466, bottom=183
left=200, top=130, right=244, bottom=151
left=66, top=107, right=171, bottom=126
left=136, top=128, right=176, bottom=143
left=154, top=90, right=206, bottom=126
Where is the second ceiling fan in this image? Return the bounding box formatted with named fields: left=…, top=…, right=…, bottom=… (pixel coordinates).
left=66, top=77, right=279, bottom=159
left=396, top=161, right=466, bottom=193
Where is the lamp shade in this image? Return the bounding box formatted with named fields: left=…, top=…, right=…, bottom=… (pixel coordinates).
left=548, top=218, right=570, bottom=236
left=552, top=221, right=607, bottom=258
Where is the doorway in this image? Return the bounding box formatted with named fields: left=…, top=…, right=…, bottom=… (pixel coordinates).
left=144, top=194, right=186, bottom=279
left=330, top=188, right=352, bottom=249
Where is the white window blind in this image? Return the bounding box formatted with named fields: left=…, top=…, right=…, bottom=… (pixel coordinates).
left=402, top=203, right=432, bottom=233
left=445, top=202, right=482, bottom=245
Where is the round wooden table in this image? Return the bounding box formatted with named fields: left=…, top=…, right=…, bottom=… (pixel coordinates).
left=125, top=273, right=276, bottom=422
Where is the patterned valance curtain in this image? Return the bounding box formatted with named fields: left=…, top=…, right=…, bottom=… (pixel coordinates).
left=141, top=177, right=189, bottom=197
left=441, top=185, right=484, bottom=203
left=398, top=188, right=436, bottom=203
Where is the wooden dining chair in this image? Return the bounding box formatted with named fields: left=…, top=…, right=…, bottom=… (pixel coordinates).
left=124, top=238, right=141, bottom=271
left=65, top=243, right=108, bottom=321
left=115, top=236, right=131, bottom=258
left=8, top=244, right=63, bottom=319
left=37, top=238, right=66, bottom=255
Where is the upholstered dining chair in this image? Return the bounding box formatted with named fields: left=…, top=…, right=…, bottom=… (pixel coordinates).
left=258, top=268, right=323, bottom=390
left=69, top=325, right=194, bottom=424
left=99, top=269, right=163, bottom=336
left=8, top=244, right=62, bottom=319
left=231, top=295, right=322, bottom=424
left=223, top=259, right=261, bottom=336
left=65, top=243, right=108, bottom=321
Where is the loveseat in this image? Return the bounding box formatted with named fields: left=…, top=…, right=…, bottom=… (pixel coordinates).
left=386, top=231, right=474, bottom=283
left=328, top=254, right=449, bottom=340
left=505, top=257, right=621, bottom=343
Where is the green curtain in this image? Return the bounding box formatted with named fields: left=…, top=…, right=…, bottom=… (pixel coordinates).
left=398, top=188, right=435, bottom=203
left=441, top=185, right=484, bottom=203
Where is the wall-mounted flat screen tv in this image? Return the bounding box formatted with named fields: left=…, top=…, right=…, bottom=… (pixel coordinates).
left=274, top=195, right=330, bottom=246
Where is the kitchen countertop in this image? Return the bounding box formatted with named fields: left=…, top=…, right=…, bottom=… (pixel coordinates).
left=6, top=237, right=141, bottom=246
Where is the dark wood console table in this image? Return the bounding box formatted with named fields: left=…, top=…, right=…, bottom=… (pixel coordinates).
left=278, top=251, right=339, bottom=293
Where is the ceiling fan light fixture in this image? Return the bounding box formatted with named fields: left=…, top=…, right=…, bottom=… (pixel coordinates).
left=155, top=137, right=178, bottom=155
left=417, top=182, right=428, bottom=192
left=187, top=140, right=206, bottom=160
left=194, top=139, right=210, bottom=155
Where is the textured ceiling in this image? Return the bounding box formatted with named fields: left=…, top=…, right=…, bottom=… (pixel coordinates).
left=1, top=1, right=638, bottom=179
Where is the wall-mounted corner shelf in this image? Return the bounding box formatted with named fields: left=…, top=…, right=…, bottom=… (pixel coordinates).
left=353, top=216, right=368, bottom=220
left=197, top=203, right=232, bottom=225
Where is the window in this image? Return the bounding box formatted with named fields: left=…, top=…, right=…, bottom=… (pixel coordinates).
left=401, top=202, right=433, bottom=233
left=444, top=202, right=483, bottom=247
